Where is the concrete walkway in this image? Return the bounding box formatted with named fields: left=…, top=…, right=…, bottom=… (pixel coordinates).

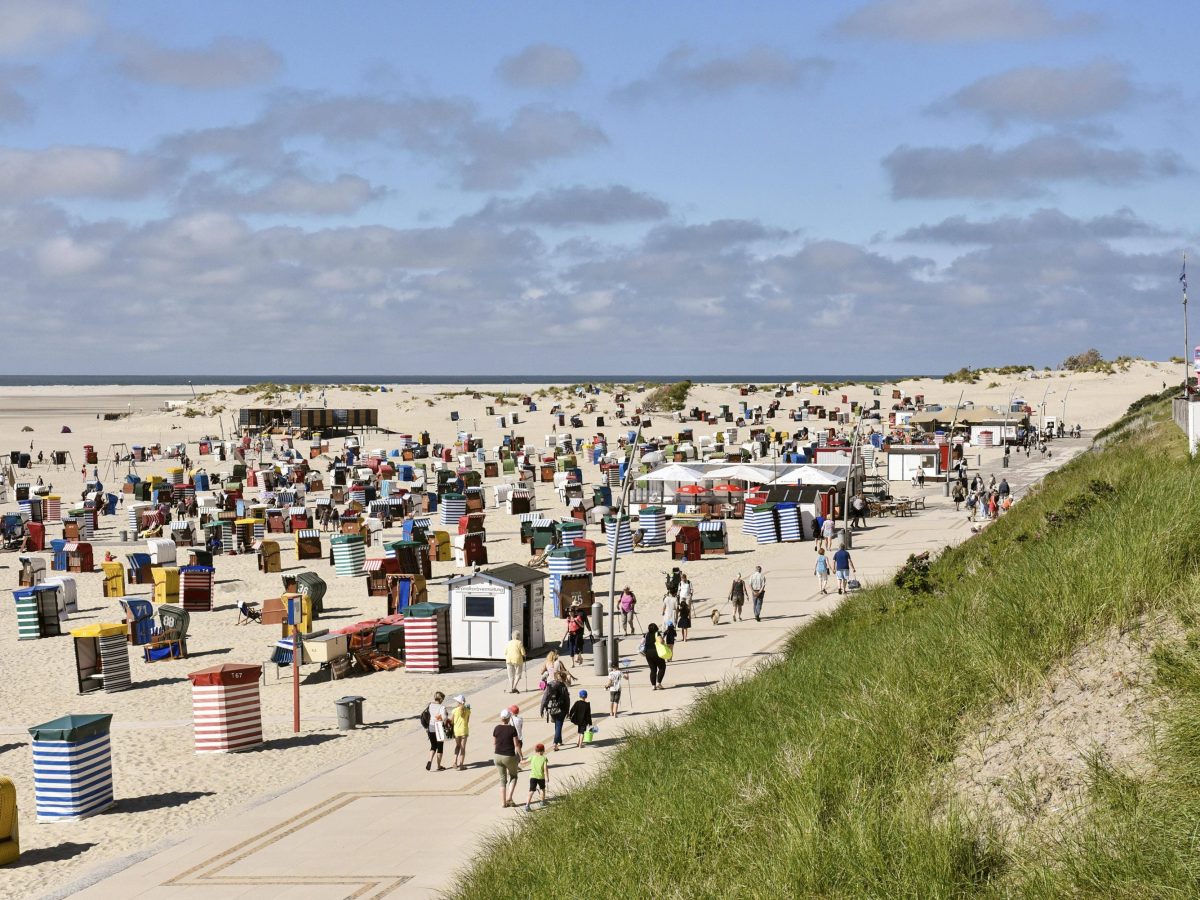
left=57, top=442, right=1085, bottom=900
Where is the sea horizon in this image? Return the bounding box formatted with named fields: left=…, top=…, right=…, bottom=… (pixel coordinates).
left=0, top=373, right=925, bottom=387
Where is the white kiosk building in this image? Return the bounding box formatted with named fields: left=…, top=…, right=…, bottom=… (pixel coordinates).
left=446, top=564, right=548, bottom=660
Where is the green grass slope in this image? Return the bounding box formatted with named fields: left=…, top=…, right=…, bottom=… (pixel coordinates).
left=457, top=398, right=1200, bottom=899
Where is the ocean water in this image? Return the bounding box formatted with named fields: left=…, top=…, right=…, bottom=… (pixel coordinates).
left=0, top=374, right=920, bottom=387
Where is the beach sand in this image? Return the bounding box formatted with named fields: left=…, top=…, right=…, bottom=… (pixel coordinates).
left=0, top=362, right=1171, bottom=895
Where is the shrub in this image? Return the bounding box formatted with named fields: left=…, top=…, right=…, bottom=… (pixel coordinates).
left=642, top=380, right=693, bottom=412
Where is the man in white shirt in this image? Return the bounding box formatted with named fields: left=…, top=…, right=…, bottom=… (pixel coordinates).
left=425, top=691, right=448, bottom=771
left=677, top=574, right=693, bottom=605
left=508, top=704, right=524, bottom=743
left=749, top=566, right=767, bottom=622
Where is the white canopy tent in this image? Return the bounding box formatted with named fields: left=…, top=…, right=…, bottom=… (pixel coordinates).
left=703, top=464, right=775, bottom=484
left=768, top=465, right=843, bottom=486
left=637, top=463, right=707, bottom=483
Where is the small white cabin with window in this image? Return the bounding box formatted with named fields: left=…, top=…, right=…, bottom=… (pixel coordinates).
left=446, top=564, right=548, bottom=660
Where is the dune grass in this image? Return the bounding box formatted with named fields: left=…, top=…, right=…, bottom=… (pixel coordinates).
left=455, top=402, right=1200, bottom=899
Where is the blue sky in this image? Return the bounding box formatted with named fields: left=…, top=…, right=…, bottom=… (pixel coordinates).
left=0, top=0, right=1194, bottom=375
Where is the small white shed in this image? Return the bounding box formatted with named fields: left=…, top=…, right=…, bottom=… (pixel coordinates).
left=887, top=445, right=941, bottom=483
left=447, top=564, right=548, bottom=660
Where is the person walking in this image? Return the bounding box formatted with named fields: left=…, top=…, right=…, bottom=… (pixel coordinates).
left=677, top=591, right=693, bottom=639
left=643, top=622, right=667, bottom=690
left=729, top=574, right=747, bottom=622
left=966, top=492, right=978, bottom=522
left=661, top=589, right=678, bottom=625
left=618, top=586, right=637, bottom=634
left=424, top=691, right=449, bottom=772
left=677, top=574, right=693, bottom=609
left=814, top=548, right=830, bottom=594
left=492, top=708, right=523, bottom=808
left=832, top=545, right=856, bottom=594
left=508, top=704, right=524, bottom=744
left=563, top=606, right=588, bottom=666
left=606, top=663, right=624, bottom=717
left=821, top=515, right=835, bottom=551
left=504, top=630, right=525, bottom=694
left=850, top=492, right=867, bottom=528
left=998, top=478, right=1010, bottom=500
left=568, top=689, right=593, bottom=748
left=749, top=566, right=767, bottom=621
left=450, top=694, right=471, bottom=771
left=545, top=672, right=570, bottom=750
left=524, top=743, right=549, bottom=811
left=951, top=482, right=966, bottom=511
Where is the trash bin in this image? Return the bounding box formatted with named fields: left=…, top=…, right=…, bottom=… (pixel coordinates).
left=335, top=696, right=360, bottom=731
left=339, top=695, right=366, bottom=728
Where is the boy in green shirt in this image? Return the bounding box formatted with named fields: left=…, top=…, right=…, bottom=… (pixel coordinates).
left=524, top=743, right=549, bottom=811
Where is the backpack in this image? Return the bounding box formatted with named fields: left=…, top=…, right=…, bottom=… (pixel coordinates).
left=419, top=706, right=431, bottom=729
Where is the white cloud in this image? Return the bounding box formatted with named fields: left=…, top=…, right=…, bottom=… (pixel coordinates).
left=931, top=61, right=1137, bottom=125
left=838, top=0, right=1098, bottom=42
left=470, top=185, right=668, bottom=226
left=0, top=0, right=94, bottom=56
left=613, top=44, right=832, bottom=104
left=883, top=135, right=1188, bottom=199
left=0, top=145, right=178, bottom=200
left=113, top=34, right=282, bottom=89
left=182, top=173, right=385, bottom=215
left=497, top=44, right=583, bottom=89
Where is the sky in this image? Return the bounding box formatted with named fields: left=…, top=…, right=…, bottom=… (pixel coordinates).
left=0, top=0, right=1194, bottom=376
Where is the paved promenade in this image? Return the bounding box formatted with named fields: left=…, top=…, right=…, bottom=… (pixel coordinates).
left=55, top=442, right=1083, bottom=900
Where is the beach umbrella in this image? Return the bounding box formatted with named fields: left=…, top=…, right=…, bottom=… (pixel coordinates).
left=704, top=464, right=775, bottom=483
left=768, top=466, right=843, bottom=487
left=712, top=484, right=746, bottom=493
left=637, top=463, right=706, bottom=483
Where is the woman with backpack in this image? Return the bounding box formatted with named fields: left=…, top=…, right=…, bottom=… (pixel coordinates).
left=545, top=672, right=571, bottom=750
left=642, top=623, right=668, bottom=691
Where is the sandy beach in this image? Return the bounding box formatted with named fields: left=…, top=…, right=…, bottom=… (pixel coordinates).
left=0, top=363, right=1171, bottom=896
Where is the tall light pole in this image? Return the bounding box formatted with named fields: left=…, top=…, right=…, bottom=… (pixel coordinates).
left=944, top=389, right=964, bottom=496
left=1059, top=383, right=1072, bottom=433
left=1182, top=252, right=1190, bottom=395
left=1039, top=385, right=1055, bottom=434
left=603, top=421, right=645, bottom=672
left=840, top=410, right=866, bottom=550
left=1000, top=383, right=1020, bottom=466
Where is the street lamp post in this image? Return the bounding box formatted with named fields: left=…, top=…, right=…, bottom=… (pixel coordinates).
left=944, top=389, right=964, bottom=496
left=1039, top=385, right=1055, bottom=436
left=840, top=411, right=866, bottom=550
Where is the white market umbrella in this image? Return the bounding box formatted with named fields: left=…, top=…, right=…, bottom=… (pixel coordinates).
left=768, top=465, right=843, bottom=487
left=704, top=464, right=775, bottom=484
left=637, top=463, right=707, bottom=483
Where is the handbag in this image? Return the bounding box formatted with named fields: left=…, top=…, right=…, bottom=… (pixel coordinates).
left=655, top=638, right=672, bottom=661
left=847, top=579, right=861, bottom=590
